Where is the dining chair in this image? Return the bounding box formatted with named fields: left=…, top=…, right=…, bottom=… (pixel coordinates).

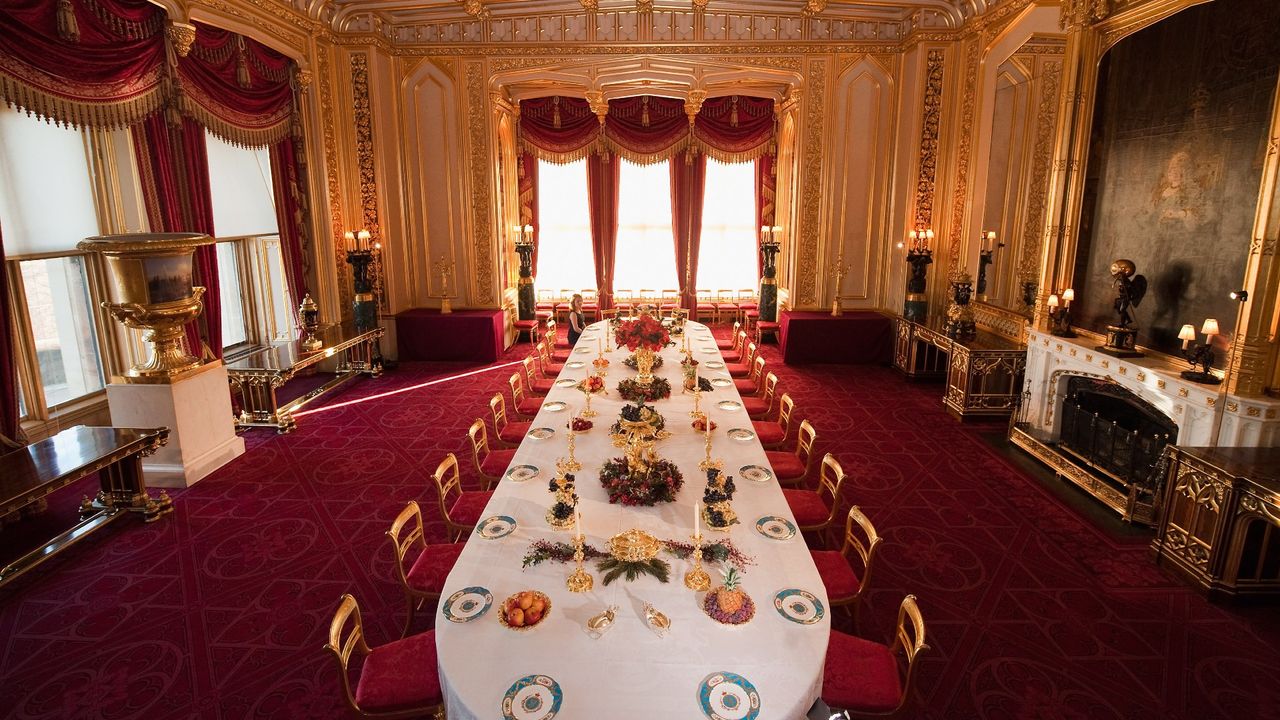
left=385, top=501, right=466, bottom=637
left=432, top=453, right=492, bottom=541
left=555, top=289, right=573, bottom=322
left=695, top=289, right=717, bottom=323
left=522, top=356, right=555, bottom=395
left=716, top=289, right=740, bottom=325
left=783, top=452, right=846, bottom=543
left=508, top=373, right=542, bottom=418
left=718, top=321, right=741, bottom=351
left=544, top=320, right=571, bottom=353
left=613, top=289, right=634, bottom=313
left=468, top=419, right=515, bottom=490
left=536, top=341, right=565, bottom=376
left=535, top=289, right=555, bottom=314
left=659, top=288, right=680, bottom=315
left=637, top=289, right=657, bottom=309
left=737, top=287, right=759, bottom=315
left=752, top=393, right=794, bottom=449
left=742, top=372, right=778, bottom=419
left=734, top=355, right=767, bottom=396
left=822, top=595, right=930, bottom=719
left=811, top=505, right=881, bottom=625
left=581, top=289, right=599, bottom=320
left=601, top=308, right=619, bottom=321
left=512, top=316, right=540, bottom=345
left=325, top=593, right=444, bottom=718
left=489, top=393, right=530, bottom=448
left=720, top=329, right=748, bottom=363
left=726, top=342, right=757, bottom=378
left=757, top=299, right=784, bottom=344
left=767, top=418, right=817, bottom=486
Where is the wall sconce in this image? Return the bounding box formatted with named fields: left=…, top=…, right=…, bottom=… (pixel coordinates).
left=1229, top=289, right=1248, bottom=302
left=1047, top=288, right=1075, bottom=337
left=1178, top=318, right=1221, bottom=384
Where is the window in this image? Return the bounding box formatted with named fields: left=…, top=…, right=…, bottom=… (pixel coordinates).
left=614, top=159, right=678, bottom=292
left=216, top=242, right=248, bottom=347
left=17, top=257, right=106, bottom=407
left=205, top=130, right=278, bottom=238
left=696, top=159, right=758, bottom=291
left=535, top=159, right=596, bottom=291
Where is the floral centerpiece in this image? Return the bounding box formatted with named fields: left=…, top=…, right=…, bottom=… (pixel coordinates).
left=599, top=456, right=683, bottom=506
left=614, top=314, right=671, bottom=386
left=617, top=376, right=672, bottom=402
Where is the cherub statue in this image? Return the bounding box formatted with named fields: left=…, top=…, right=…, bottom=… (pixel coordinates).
left=1109, top=259, right=1147, bottom=328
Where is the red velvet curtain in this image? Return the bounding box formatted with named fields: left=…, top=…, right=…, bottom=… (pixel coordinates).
left=670, top=151, right=707, bottom=311
left=178, top=22, right=294, bottom=147
left=519, top=151, right=539, bottom=270
left=587, top=154, right=620, bottom=309
left=605, top=96, right=687, bottom=164
left=695, top=96, right=775, bottom=162
left=520, top=96, right=598, bottom=163
left=755, top=154, right=776, bottom=277
left=0, top=0, right=166, bottom=129
left=0, top=222, right=21, bottom=444
left=270, top=136, right=308, bottom=310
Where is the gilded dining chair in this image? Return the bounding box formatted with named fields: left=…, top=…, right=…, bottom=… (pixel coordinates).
left=490, top=393, right=530, bottom=448
left=752, top=393, right=795, bottom=449
left=384, top=501, right=465, bottom=636
left=766, top=418, right=817, bottom=486
left=468, top=418, right=515, bottom=490
left=734, top=355, right=767, bottom=396
left=783, top=452, right=846, bottom=544
left=431, top=453, right=492, bottom=541
left=741, top=372, right=778, bottom=420
left=508, top=373, right=543, bottom=419
left=811, top=505, right=881, bottom=625
left=822, top=595, right=930, bottom=719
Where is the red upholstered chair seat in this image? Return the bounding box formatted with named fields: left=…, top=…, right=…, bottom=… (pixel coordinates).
left=516, top=398, right=542, bottom=416
left=354, top=630, right=444, bottom=712
left=696, top=302, right=716, bottom=312
left=406, top=543, right=466, bottom=595
left=614, top=302, right=634, bottom=310
left=551, top=349, right=571, bottom=362
left=810, top=549, right=862, bottom=601
left=751, top=421, right=785, bottom=446
left=536, top=310, right=553, bottom=320
left=448, top=491, right=493, bottom=527
left=535, top=301, right=554, bottom=310
left=734, top=378, right=758, bottom=394
left=741, top=397, right=769, bottom=418
left=767, top=451, right=807, bottom=481
left=822, top=631, right=903, bottom=713
left=716, top=302, right=739, bottom=313
left=555, top=302, right=571, bottom=315
left=513, top=320, right=537, bottom=330
left=554, top=337, right=571, bottom=349
left=543, top=362, right=565, bottom=374
left=783, top=488, right=830, bottom=526
left=499, top=421, right=532, bottom=445
left=530, top=377, right=555, bottom=394
left=481, top=450, right=516, bottom=478
left=738, top=302, right=759, bottom=312
left=717, top=337, right=735, bottom=350
left=744, top=310, right=760, bottom=319
left=726, top=362, right=751, bottom=378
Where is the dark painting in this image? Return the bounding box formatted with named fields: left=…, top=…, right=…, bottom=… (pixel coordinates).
left=1071, top=0, right=1280, bottom=355
left=143, top=255, right=195, bottom=304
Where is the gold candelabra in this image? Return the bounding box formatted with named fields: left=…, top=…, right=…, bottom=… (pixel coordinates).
left=689, top=386, right=702, bottom=418
left=698, top=424, right=722, bottom=472
left=433, top=255, right=456, bottom=314
left=564, top=424, right=582, bottom=472
left=581, top=390, right=598, bottom=418
left=684, top=531, right=711, bottom=591
left=566, top=512, right=594, bottom=592
left=831, top=253, right=850, bottom=316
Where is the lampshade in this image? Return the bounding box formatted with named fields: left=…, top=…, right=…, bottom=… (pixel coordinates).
left=1062, top=288, right=1075, bottom=302
left=1048, top=294, right=1059, bottom=307
left=1201, top=318, right=1220, bottom=336
left=1178, top=324, right=1196, bottom=341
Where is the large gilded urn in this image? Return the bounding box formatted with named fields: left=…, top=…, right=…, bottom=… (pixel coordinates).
left=77, top=232, right=215, bottom=380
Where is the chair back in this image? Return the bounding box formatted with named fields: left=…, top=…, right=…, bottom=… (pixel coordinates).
left=817, top=452, right=845, bottom=509
left=638, top=289, right=656, bottom=302
left=509, top=373, right=528, bottom=406
left=734, top=329, right=748, bottom=353
left=729, top=321, right=741, bottom=342
left=750, top=355, right=767, bottom=385
left=386, top=501, right=426, bottom=588
left=776, top=393, right=795, bottom=439
left=745, top=342, right=758, bottom=366
left=841, top=506, right=881, bottom=596
left=583, top=289, right=597, bottom=303
left=490, top=393, right=509, bottom=432
left=544, top=320, right=558, bottom=341
left=661, top=289, right=678, bottom=302
left=759, top=372, right=779, bottom=414
left=795, top=419, right=818, bottom=471
left=601, top=308, right=619, bottom=320
left=468, top=418, right=490, bottom=462
left=324, top=593, right=371, bottom=712
left=892, top=595, right=931, bottom=711
left=522, top=355, right=541, bottom=383
left=697, top=289, right=713, bottom=304
left=537, top=289, right=553, bottom=302
left=433, top=453, right=462, bottom=513
left=717, top=289, right=736, bottom=302
left=738, top=288, right=756, bottom=301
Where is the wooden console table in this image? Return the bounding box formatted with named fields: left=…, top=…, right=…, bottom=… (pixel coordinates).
left=1152, top=445, right=1280, bottom=600
left=893, top=316, right=1026, bottom=420
left=0, top=426, right=171, bottom=588
left=226, top=323, right=384, bottom=433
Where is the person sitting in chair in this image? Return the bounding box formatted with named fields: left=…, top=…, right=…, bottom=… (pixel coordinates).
left=567, top=294, right=587, bottom=347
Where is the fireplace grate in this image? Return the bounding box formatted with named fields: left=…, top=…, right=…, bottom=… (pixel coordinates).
left=1057, top=378, right=1177, bottom=498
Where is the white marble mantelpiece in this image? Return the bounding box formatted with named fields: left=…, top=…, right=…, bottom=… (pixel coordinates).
left=1022, top=329, right=1280, bottom=448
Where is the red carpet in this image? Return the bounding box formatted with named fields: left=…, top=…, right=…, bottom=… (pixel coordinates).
left=0, top=329, right=1277, bottom=719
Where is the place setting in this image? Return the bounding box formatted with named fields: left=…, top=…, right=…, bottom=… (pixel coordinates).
left=476, top=515, right=518, bottom=539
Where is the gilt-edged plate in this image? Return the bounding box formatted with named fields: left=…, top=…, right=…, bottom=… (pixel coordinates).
left=726, top=428, right=756, bottom=442
left=526, top=427, right=556, bottom=440
left=505, top=464, right=540, bottom=482
left=554, top=378, right=578, bottom=388
left=565, top=361, right=586, bottom=369
left=697, top=671, right=760, bottom=720
left=774, top=588, right=825, bottom=626
left=701, top=346, right=718, bottom=353
left=740, top=465, right=775, bottom=484
left=705, top=361, right=726, bottom=369
left=442, top=586, right=493, bottom=623
left=574, top=346, right=593, bottom=354
left=754, top=515, right=796, bottom=540
left=542, top=401, right=569, bottom=412
left=710, top=377, right=733, bottom=388
left=716, top=400, right=742, bottom=412
left=502, top=674, right=563, bottom=720
left=476, top=515, right=517, bottom=539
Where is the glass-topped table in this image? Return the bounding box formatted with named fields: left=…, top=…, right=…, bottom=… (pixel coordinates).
left=225, top=323, right=383, bottom=432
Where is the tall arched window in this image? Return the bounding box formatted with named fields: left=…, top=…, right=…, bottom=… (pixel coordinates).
left=696, top=159, right=758, bottom=292
left=614, top=159, right=678, bottom=293
left=535, top=159, right=596, bottom=292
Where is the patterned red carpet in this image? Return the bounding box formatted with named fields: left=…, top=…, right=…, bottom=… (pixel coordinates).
left=1, top=327, right=1277, bottom=720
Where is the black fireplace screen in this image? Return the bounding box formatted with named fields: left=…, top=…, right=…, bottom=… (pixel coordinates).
left=1058, top=377, right=1177, bottom=492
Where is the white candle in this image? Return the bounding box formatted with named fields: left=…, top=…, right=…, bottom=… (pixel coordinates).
left=694, top=500, right=699, bottom=539
left=575, top=510, right=583, bottom=543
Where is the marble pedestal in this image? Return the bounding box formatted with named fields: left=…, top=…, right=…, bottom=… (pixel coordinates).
left=106, top=361, right=245, bottom=488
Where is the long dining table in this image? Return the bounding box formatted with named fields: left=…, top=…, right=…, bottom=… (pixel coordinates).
left=436, top=320, right=830, bottom=720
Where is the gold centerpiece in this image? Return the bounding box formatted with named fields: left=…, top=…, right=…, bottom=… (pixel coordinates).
left=632, top=347, right=656, bottom=386
left=77, top=232, right=215, bottom=380
left=608, top=528, right=662, bottom=562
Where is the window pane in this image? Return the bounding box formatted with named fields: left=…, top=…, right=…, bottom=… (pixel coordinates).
left=615, top=159, right=678, bottom=292
left=696, top=159, right=758, bottom=291
left=0, top=105, right=99, bottom=255
left=534, top=159, right=596, bottom=292
left=205, top=130, right=278, bottom=238
left=262, top=238, right=294, bottom=341
left=19, top=256, right=105, bottom=407
left=217, top=242, right=248, bottom=348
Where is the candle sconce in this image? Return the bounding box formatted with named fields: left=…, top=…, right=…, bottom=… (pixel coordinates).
left=514, top=224, right=536, bottom=321
left=903, top=227, right=934, bottom=322
left=1178, top=320, right=1222, bottom=385
left=1046, top=289, right=1076, bottom=338
left=976, top=231, right=1003, bottom=302
left=344, top=229, right=378, bottom=331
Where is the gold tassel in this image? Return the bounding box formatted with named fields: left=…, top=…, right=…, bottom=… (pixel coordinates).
left=730, top=95, right=739, bottom=128
left=236, top=37, right=252, bottom=89
left=552, top=96, right=561, bottom=129
left=641, top=96, right=650, bottom=127
left=57, top=0, right=80, bottom=42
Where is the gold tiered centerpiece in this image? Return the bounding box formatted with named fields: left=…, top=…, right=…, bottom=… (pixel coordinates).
left=77, top=232, right=216, bottom=380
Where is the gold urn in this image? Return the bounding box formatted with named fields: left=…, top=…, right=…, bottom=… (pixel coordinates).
left=77, top=232, right=216, bottom=380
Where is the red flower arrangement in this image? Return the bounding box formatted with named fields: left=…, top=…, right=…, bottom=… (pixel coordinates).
left=614, top=315, right=672, bottom=352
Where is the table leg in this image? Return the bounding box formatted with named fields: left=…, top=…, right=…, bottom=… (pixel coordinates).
left=86, top=453, right=173, bottom=523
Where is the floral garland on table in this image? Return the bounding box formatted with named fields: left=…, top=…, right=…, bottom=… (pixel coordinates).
left=600, top=456, right=683, bottom=505
left=613, top=313, right=672, bottom=352
left=623, top=353, right=664, bottom=371
left=522, top=538, right=755, bottom=573
left=617, top=376, right=672, bottom=402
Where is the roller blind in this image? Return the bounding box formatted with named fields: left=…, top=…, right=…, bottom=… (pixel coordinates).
left=205, top=130, right=278, bottom=238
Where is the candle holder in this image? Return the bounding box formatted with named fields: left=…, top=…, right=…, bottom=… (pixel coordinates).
left=566, top=533, right=594, bottom=593
left=759, top=233, right=781, bottom=322
left=1178, top=321, right=1222, bottom=385
left=689, top=386, right=703, bottom=418
left=684, top=533, right=711, bottom=591
left=904, top=243, right=933, bottom=322
left=1047, top=290, right=1077, bottom=338
left=564, top=427, right=583, bottom=472
left=698, top=428, right=722, bottom=472
left=830, top=253, right=849, bottom=317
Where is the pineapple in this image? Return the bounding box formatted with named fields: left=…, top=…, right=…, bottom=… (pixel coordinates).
left=715, top=565, right=746, bottom=615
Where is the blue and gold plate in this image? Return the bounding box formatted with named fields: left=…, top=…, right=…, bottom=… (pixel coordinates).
left=476, top=515, right=517, bottom=539
left=754, top=515, right=796, bottom=540
left=710, top=377, right=733, bottom=388
left=740, top=465, right=774, bottom=483
left=774, top=588, right=825, bottom=625
left=442, top=586, right=492, bottom=623
left=506, top=464, right=540, bottom=482
left=502, top=674, right=562, bottom=720
left=697, top=671, right=760, bottom=720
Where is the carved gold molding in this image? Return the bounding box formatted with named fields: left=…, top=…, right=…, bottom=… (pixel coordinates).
left=945, top=39, right=979, bottom=276
left=914, top=48, right=944, bottom=228
left=316, top=42, right=351, bottom=323
left=1018, top=59, right=1062, bottom=284
left=351, top=53, right=387, bottom=312
left=466, top=61, right=496, bottom=302
left=795, top=57, right=827, bottom=308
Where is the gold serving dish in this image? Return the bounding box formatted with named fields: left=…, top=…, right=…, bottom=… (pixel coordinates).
left=608, top=529, right=662, bottom=562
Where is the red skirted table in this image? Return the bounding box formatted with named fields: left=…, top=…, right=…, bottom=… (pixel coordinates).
left=395, top=308, right=505, bottom=362
left=778, top=310, right=894, bottom=364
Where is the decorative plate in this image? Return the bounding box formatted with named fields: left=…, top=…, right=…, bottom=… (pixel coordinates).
left=542, top=401, right=568, bottom=412
left=566, top=361, right=586, bottom=369
left=554, top=378, right=578, bottom=388
left=498, top=590, right=552, bottom=632
left=502, top=674, right=563, bottom=720
left=774, top=588, right=825, bottom=625
left=442, top=586, right=493, bottom=623
left=476, top=515, right=517, bottom=539
left=697, top=671, right=761, bottom=720
left=705, top=361, right=726, bottom=369
left=726, top=428, right=756, bottom=442
left=574, top=347, right=593, bottom=354
left=716, top=400, right=742, bottom=411
left=740, top=465, right=775, bottom=483
left=506, top=464, right=540, bottom=482
left=701, top=346, right=718, bottom=353
left=527, top=427, right=555, bottom=440
left=755, top=515, right=796, bottom=540
left=710, top=378, right=733, bottom=388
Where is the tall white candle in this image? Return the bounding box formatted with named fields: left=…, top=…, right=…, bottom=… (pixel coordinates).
left=575, top=510, right=583, bottom=542
left=694, top=500, right=700, bottom=539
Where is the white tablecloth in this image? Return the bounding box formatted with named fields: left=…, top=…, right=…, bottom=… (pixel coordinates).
left=437, top=321, right=829, bottom=720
